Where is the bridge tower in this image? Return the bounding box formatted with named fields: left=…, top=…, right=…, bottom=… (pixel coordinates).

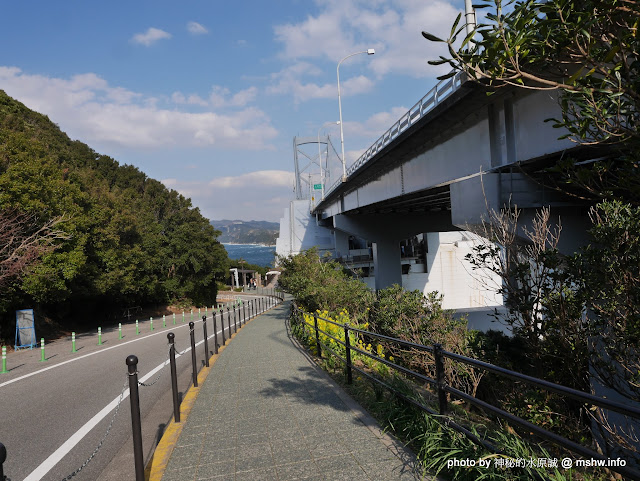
left=293, top=136, right=339, bottom=208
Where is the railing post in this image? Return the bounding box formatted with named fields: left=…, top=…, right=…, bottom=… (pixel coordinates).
left=434, top=343, right=447, bottom=414
left=313, top=313, right=322, bottom=358
left=233, top=305, right=237, bottom=333
left=221, top=311, right=226, bottom=345
left=202, top=316, right=209, bottom=367
left=126, top=355, right=145, bottom=481
left=227, top=307, right=232, bottom=339
left=213, top=311, right=219, bottom=354
left=167, top=333, right=180, bottom=422
left=344, top=324, right=353, bottom=385
left=189, top=322, right=198, bottom=387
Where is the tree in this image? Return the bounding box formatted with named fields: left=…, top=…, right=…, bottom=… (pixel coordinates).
left=0, top=208, right=68, bottom=288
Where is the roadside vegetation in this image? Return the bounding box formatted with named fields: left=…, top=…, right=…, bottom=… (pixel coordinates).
left=0, top=90, right=229, bottom=343
left=279, top=248, right=625, bottom=480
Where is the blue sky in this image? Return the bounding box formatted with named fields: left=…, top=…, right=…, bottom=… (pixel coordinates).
left=1, top=0, right=462, bottom=222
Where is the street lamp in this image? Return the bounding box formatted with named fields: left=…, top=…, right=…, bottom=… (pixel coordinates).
left=337, top=48, right=375, bottom=181
left=317, top=120, right=340, bottom=200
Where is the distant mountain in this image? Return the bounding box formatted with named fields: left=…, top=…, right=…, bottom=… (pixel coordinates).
left=211, top=219, right=279, bottom=245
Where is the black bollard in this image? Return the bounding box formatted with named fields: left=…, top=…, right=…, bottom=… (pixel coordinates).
left=189, top=322, right=198, bottom=387
left=202, top=316, right=209, bottom=367
left=126, top=355, right=145, bottom=481
left=0, top=442, right=6, bottom=481
left=227, top=307, right=232, bottom=339
left=213, top=311, right=219, bottom=354
left=167, top=333, right=180, bottom=422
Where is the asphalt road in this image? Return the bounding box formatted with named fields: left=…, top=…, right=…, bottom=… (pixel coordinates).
left=0, top=294, right=273, bottom=481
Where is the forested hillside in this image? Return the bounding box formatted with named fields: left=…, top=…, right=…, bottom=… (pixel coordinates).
left=0, top=90, right=229, bottom=340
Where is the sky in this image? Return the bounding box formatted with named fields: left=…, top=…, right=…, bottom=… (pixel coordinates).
left=0, top=0, right=464, bottom=222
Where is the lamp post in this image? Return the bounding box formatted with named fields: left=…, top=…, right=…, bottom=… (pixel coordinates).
left=337, top=48, right=375, bottom=181
left=317, top=121, right=340, bottom=200
left=464, top=0, right=476, bottom=37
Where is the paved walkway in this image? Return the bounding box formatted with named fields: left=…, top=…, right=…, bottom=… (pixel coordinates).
left=160, top=298, right=430, bottom=481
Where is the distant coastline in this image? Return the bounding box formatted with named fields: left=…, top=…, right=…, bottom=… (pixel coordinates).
left=223, top=242, right=276, bottom=247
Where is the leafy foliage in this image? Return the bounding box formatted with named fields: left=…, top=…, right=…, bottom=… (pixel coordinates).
left=277, top=248, right=374, bottom=322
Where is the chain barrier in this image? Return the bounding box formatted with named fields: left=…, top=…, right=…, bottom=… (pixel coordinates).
left=54, top=328, right=196, bottom=481
left=137, top=344, right=173, bottom=387
left=60, top=378, right=128, bottom=481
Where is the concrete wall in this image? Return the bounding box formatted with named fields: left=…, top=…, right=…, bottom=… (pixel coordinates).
left=417, top=232, right=502, bottom=310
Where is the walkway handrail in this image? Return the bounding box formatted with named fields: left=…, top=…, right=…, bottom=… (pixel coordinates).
left=323, top=71, right=466, bottom=198
left=292, top=304, right=640, bottom=480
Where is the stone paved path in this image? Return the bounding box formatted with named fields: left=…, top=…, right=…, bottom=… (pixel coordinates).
left=162, top=298, right=431, bottom=481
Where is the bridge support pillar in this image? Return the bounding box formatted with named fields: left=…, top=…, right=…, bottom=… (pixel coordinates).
left=372, top=238, right=402, bottom=290
left=334, top=230, right=349, bottom=259
left=333, top=213, right=423, bottom=291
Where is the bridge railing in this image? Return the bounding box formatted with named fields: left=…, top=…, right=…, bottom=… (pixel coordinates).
left=292, top=304, right=640, bottom=480
left=324, top=71, right=467, bottom=198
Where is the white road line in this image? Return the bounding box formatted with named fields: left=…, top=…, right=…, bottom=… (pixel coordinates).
left=0, top=312, right=230, bottom=389
left=21, top=325, right=227, bottom=481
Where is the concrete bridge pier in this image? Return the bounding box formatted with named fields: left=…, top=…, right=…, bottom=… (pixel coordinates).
left=332, top=211, right=456, bottom=290
left=371, top=237, right=402, bottom=290
left=333, top=229, right=350, bottom=260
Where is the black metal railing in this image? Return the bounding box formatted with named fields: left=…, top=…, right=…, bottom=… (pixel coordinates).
left=292, top=304, right=640, bottom=480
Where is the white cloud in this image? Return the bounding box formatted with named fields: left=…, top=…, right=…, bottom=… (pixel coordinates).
left=187, top=21, right=208, bottom=35
left=273, top=0, right=459, bottom=78
left=171, top=86, right=258, bottom=109
left=209, top=86, right=258, bottom=108
left=209, top=170, right=295, bottom=189
left=0, top=67, right=278, bottom=151
left=268, top=62, right=373, bottom=103
left=162, top=171, right=296, bottom=222
left=171, top=91, right=208, bottom=106
left=131, top=27, right=172, bottom=46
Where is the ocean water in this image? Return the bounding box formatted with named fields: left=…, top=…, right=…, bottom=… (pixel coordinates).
left=223, top=243, right=277, bottom=268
